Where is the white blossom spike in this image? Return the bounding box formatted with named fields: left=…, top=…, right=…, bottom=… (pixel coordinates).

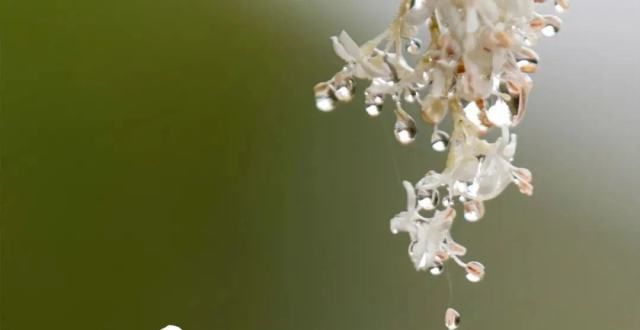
left=314, top=0, right=567, bottom=326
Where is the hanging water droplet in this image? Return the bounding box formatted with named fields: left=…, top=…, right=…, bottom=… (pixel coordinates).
left=406, top=38, right=422, bottom=55
left=314, top=82, right=336, bottom=112
left=394, top=108, right=417, bottom=145
left=541, top=15, right=562, bottom=37
left=445, top=308, right=461, bottom=330
left=404, top=89, right=418, bottom=103
left=515, top=47, right=539, bottom=73
left=431, top=130, right=449, bottom=152
left=465, top=261, right=485, bottom=283
left=366, top=103, right=382, bottom=117
left=429, top=261, right=444, bottom=275
left=417, top=189, right=439, bottom=210
left=463, top=200, right=485, bottom=222
left=333, top=80, right=355, bottom=102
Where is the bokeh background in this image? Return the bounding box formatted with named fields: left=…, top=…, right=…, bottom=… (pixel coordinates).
left=2, top=0, right=640, bottom=329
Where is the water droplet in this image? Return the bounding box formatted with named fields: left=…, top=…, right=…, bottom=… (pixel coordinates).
left=366, top=103, right=382, bottom=117
left=541, top=15, right=562, bottom=37
left=404, top=89, right=419, bottom=103
left=314, top=82, right=336, bottom=112
left=406, top=38, right=422, bottom=55
left=316, top=96, right=336, bottom=112
left=463, top=200, right=485, bottom=222
left=333, top=83, right=355, bottom=102
left=445, top=308, right=461, bottom=330
left=465, top=261, right=485, bottom=283
left=394, top=108, right=417, bottom=145
left=431, top=130, right=449, bottom=152
left=417, top=189, right=439, bottom=210
left=515, top=47, right=539, bottom=73
left=430, top=261, right=444, bottom=275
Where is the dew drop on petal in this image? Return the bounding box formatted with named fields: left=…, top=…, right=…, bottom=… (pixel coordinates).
left=445, top=308, right=461, bottom=330
left=394, top=108, right=417, bottom=145
left=465, top=261, right=485, bottom=283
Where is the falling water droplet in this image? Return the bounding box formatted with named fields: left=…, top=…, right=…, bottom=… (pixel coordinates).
left=465, top=261, right=485, bottom=283
left=445, top=308, right=461, bottom=330
left=417, top=189, right=439, bottom=210
left=314, top=82, right=336, bottom=112
left=431, top=130, right=450, bottom=152
left=406, top=38, right=422, bottom=55
left=541, top=15, right=562, bottom=37
left=394, top=108, right=417, bottom=145
left=463, top=200, right=485, bottom=222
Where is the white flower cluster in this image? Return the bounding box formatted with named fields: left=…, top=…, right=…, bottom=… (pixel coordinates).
left=315, top=0, right=566, bottom=288
left=315, top=1, right=569, bottom=327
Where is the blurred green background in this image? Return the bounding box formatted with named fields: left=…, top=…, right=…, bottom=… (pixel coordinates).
left=2, top=0, right=640, bottom=329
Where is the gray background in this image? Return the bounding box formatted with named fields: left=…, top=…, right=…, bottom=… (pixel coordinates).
left=2, top=0, right=639, bottom=329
